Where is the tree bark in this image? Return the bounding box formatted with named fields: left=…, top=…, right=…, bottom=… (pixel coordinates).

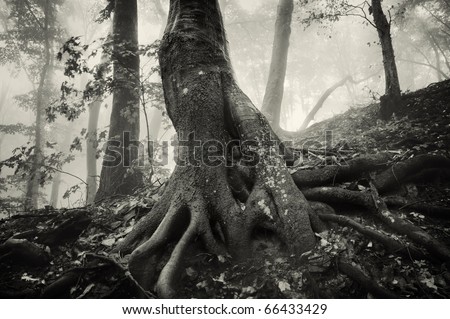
left=121, top=0, right=315, bottom=297
left=371, top=0, right=402, bottom=120
left=95, top=0, right=143, bottom=201
left=261, top=0, right=294, bottom=131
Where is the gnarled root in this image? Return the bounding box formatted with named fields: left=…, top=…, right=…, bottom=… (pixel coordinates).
left=337, top=259, right=400, bottom=298
left=118, top=160, right=315, bottom=297
left=301, top=185, right=450, bottom=262
left=369, top=182, right=450, bottom=262
left=292, top=152, right=393, bottom=188
left=318, top=213, right=425, bottom=259
left=373, top=154, right=450, bottom=193
left=384, top=196, right=450, bottom=219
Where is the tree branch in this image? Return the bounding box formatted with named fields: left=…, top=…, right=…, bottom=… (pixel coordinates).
left=22, top=0, right=45, bottom=30
left=398, top=58, right=449, bottom=79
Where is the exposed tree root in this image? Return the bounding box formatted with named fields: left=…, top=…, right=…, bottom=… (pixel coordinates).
left=374, top=155, right=450, bottom=193
left=85, top=253, right=155, bottom=299
left=119, top=159, right=315, bottom=298
left=302, top=187, right=373, bottom=207
left=14, top=145, right=447, bottom=299
left=304, top=187, right=450, bottom=220
left=11, top=210, right=92, bottom=247
left=308, top=201, right=337, bottom=233
left=0, top=238, right=50, bottom=267
left=384, top=196, right=450, bottom=219
left=42, top=271, right=81, bottom=298
left=292, top=152, right=393, bottom=188
left=318, top=213, right=425, bottom=259
left=369, top=182, right=450, bottom=262
left=302, top=186, right=450, bottom=261
left=337, top=259, right=400, bottom=298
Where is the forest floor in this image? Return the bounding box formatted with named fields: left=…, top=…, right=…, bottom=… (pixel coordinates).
left=1, top=80, right=449, bottom=299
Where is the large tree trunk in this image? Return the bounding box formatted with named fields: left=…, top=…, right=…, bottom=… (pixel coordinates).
left=261, top=0, right=294, bottom=131
left=95, top=0, right=143, bottom=201
left=24, top=0, right=52, bottom=210
left=371, top=0, right=402, bottom=120
left=118, top=0, right=315, bottom=298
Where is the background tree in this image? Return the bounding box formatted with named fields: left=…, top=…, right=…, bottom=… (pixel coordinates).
left=370, top=0, right=402, bottom=119
left=0, top=0, right=65, bottom=209
left=147, top=0, right=168, bottom=143
left=261, top=0, right=294, bottom=131
left=95, top=0, right=143, bottom=201
left=299, top=0, right=403, bottom=119
left=396, top=0, right=450, bottom=82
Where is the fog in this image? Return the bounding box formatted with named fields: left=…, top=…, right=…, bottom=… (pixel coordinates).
left=0, top=0, right=447, bottom=209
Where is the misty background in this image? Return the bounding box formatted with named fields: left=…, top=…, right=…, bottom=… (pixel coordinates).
left=0, top=0, right=446, bottom=209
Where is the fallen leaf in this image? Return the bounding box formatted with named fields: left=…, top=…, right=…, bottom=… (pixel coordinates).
left=186, top=267, right=197, bottom=277
left=101, top=238, right=116, bottom=247
left=217, top=255, right=227, bottom=263
left=213, top=273, right=226, bottom=284
left=241, top=287, right=256, bottom=295
left=21, top=273, right=41, bottom=283
left=278, top=280, right=291, bottom=292
left=77, top=284, right=95, bottom=299
left=196, top=280, right=208, bottom=289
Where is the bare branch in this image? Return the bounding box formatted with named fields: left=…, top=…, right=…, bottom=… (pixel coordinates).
left=22, top=0, right=45, bottom=30
left=398, top=58, right=449, bottom=79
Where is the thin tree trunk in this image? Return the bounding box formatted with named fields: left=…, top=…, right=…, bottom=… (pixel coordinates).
left=429, top=33, right=450, bottom=74
left=372, top=0, right=401, bottom=97
left=85, top=98, right=101, bottom=204
left=398, top=58, right=449, bottom=79
left=95, top=0, right=143, bottom=201
left=147, top=0, right=167, bottom=143
left=261, top=0, right=293, bottom=131
left=0, top=83, right=9, bottom=153
left=49, top=172, right=61, bottom=207
left=49, top=125, right=74, bottom=207
left=85, top=26, right=112, bottom=204
left=431, top=40, right=443, bottom=81
left=299, top=76, right=351, bottom=131
left=0, top=83, right=9, bottom=113
left=25, top=0, right=52, bottom=210
left=371, top=0, right=402, bottom=119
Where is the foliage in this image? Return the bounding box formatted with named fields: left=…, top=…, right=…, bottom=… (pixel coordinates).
left=0, top=143, right=75, bottom=188
left=0, top=0, right=66, bottom=84
left=297, top=0, right=380, bottom=28
left=49, top=36, right=164, bottom=122
left=95, top=0, right=115, bottom=23
left=0, top=123, right=34, bottom=136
